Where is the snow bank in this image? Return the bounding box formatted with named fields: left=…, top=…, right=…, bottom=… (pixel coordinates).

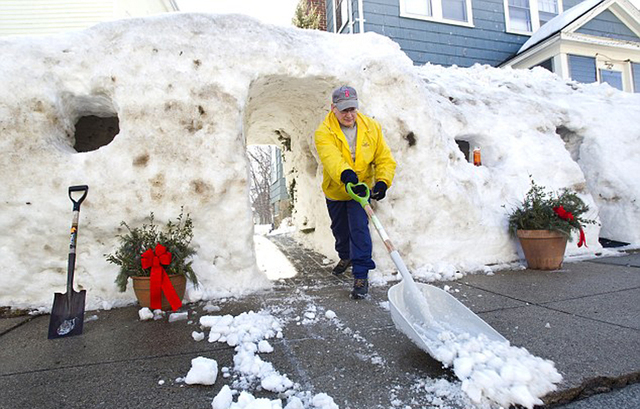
left=0, top=13, right=409, bottom=309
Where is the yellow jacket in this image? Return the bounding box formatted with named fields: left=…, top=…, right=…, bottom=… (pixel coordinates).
left=315, top=111, right=396, bottom=201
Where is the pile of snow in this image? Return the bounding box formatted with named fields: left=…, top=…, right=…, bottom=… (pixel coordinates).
left=1, top=12, right=639, bottom=311
left=198, top=309, right=340, bottom=408
left=432, top=332, right=562, bottom=409
left=200, top=311, right=292, bottom=391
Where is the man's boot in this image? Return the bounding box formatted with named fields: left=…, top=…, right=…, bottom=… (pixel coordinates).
left=332, top=259, right=352, bottom=275
left=351, top=278, right=368, bottom=299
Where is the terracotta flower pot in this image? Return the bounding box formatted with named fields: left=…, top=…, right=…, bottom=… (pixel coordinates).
left=516, top=230, right=568, bottom=270
left=131, top=274, right=186, bottom=311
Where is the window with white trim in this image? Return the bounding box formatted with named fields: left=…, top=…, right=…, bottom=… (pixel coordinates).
left=401, top=0, right=473, bottom=26
left=632, top=63, right=640, bottom=93
left=599, top=69, right=623, bottom=90
left=335, top=0, right=349, bottom=32
left=596, top=58, right=627, bottom=91
left=505, top=0, right=562, bottom=34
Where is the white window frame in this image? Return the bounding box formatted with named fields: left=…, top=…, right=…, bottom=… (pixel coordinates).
left=400, top=0, right=475, bottom=28
left=504, top=0, right=563, bottom=35
left=596, top=57, right=632, bottom=92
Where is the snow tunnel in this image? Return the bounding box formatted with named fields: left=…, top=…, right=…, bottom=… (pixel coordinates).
left=243, top=74, right=343, bottom=257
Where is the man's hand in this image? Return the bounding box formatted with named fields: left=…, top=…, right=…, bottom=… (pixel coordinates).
left=341, top=169, right=367, bottom=197
left=351, top=184, right=368, bottom=197
left=340, top=169, right=358, bottom=186
left=371, top=181, right=387, bottom=201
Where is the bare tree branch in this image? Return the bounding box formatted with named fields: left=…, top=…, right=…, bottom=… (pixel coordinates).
left=247, top=145, right=273, bottom=225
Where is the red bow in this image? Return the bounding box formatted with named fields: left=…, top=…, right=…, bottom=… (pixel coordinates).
left=553, top=206, right=574, bottom=221
left=553, top=206, right=587, bottom=247
left=141, top=244, right=182, bottom=311
left=578, top=228, right=587, bottom=248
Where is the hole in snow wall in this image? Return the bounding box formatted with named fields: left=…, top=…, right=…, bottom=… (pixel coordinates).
left=243, top=75, right=338, bottom=251
left=55, top=92, right=120, bottom=152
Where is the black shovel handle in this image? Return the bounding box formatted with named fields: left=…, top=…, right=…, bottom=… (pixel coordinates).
left=69, top=185, right=89, bottom=211
left=67, top=185, right=88, bottom=294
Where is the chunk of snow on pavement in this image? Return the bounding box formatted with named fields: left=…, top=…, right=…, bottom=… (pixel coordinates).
left=192, top=331, right=205, bottom=342
left=311, top=393, right=338, bottom=409
left=283, top=397, right=304, bottom=409
left=201, top=311, right=282, bottom=346
left=211, top=385, right=234, bottom=409
left=230, top=391, right=282, bottom=409
left=258, top=340, right=274, bottom=353
left=169, top=312, right=189, bottom=322
left=204, top=303, right=222, bottom=313
left=324, top=310, right=337, bottom=319
left=138, top=308, right=154, bottom=321
left=185, top=356, right=218, bottom=386
left=84, top=314, right=98, bottom=322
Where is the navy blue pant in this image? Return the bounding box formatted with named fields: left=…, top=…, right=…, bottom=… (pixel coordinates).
left=326, top=199, right=376, bottom=279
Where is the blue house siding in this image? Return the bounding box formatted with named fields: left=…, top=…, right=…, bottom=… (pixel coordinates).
left=576, top=9, right=640, bottom=42
left=325, top=0, right=623, bottom=68
left=633, top=63, right=640, bottom=93
left=360, top=0, right=530, bottom=66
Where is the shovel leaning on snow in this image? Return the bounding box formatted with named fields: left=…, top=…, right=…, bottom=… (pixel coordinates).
left=346, top=183, right=506, bottom=359
left=48, top=185, right=88, bottom=339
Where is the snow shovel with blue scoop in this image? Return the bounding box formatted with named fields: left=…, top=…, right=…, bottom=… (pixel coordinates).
left=48, top=185, right=88, bottom=339
left=346, top=183, right=506, bottom=358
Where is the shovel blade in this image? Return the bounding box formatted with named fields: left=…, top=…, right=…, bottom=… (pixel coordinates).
left=388, top=282, right=506, bottom=358
left=48, top=290, right=86, bottom=339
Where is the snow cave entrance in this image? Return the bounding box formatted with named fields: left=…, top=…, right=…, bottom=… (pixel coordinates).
left=59, top=93, right=120, bottom=153
left=243, top=75, right=337, bottom=235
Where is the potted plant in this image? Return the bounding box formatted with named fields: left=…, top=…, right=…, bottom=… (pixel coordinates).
left=508, top=179, right=597, bottom=270
left=105, top=208, right=198, bottom=310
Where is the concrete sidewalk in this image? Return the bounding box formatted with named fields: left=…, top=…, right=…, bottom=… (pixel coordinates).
left=0, top=236, right=638, bottom=409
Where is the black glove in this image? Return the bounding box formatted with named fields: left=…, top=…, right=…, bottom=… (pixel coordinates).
left=371, top=181, right=387, bottom=201
left=340, top=169, right=358, bottom=185
left=351, top=184, right=368, bottom=197
left=340, top=169, right=367, bottom=197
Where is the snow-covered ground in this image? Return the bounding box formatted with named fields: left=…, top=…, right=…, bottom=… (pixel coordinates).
left=130, top=238, right=563, bottom=409
left=1, top=13, right=639, bottom=315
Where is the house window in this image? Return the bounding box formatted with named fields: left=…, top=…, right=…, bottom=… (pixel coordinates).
left=632, top=63, right=640, bottom=93
left=401, top=0, right=473, bottom=26
left=505, top=0, right=561, bottom=34
left=508, top=0, right=532, bottom=32
left=443, top=0, right=467, bottom=21
left=405, top=0, right=432, bottom=16
left=599, top=69, right=623, bottom=90
left=568, top=55, right=596, bottom=84
left=335, top=0, right=349, bottom=32
left=538, top=0, right=558, bottom=25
